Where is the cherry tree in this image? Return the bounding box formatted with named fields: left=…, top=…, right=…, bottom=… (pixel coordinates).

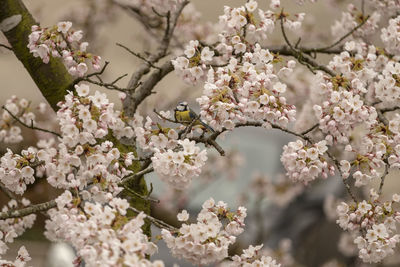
left=1, top=0, right=400, bottom=266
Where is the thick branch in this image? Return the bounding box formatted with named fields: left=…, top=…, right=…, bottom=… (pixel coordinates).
left=0, top=0, right=74, bottom=111
left=0, top=200, right=56, bottom=220
left=127, top=61, right=174, bottom=115
left=123, top=1, right=189, bottom=116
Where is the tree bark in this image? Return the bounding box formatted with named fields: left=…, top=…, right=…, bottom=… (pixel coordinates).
left=0, top=0, right=74, bottom=111
left=0, top=0, right=150, bottom=234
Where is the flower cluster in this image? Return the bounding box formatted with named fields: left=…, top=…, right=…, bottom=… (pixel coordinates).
left=161, top=198, right=246, bottom=265
left=197, top=50, right=297, bottom=132
left=281, top=140, right=334, bottom=184
left=151, top=139, right=207, bottom=189
left=374, top=60, right=400, bottom=105
left=28, top=22, right=101, bottom=77
left=1, top=85, right=138, bottom=198
left=0, top=96, right=37, bottom=144
left=131, top=112, right=209, bottom=189
left=49, top=86, right=137, bottom=193
left=331, top=4, right=381, bottom=38
left=132, top=112, right=179, bottom=152
left=172, top=1, right=304, bottom=132
left=219, top=239, right=294, bottom=267
left=173, top=0, right=304, bottom=84
left=172, top=41, right=215, bottom=85
left=381, top=15, right=400, bottom=55
left=229, top=244, right=281, bottom=267
left=312, top=48, right=378, bottom=144
left=156, top=150, right=244, bottom=211
left=338, top=133, right=387, bottom=187
left=58, top=84, right=134, bottom=146
left=0, top=199, right=36, bottom=255
left=0, top=246, right=31, bottom=266
left=0, top=148, right=37, bottom=195
left=336, top=193, right=400, bottom=263
left=45, top=191, right=163, bottom=266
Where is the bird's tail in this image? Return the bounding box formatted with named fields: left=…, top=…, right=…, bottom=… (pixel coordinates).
left=199, top=120, right=215, bottom=133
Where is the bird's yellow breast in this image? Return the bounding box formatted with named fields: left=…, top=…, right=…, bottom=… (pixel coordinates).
left=175, top=110, right=192, bottom=123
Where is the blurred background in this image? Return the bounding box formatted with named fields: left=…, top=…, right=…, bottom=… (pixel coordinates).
left=2, top=0, right=400, bottom=266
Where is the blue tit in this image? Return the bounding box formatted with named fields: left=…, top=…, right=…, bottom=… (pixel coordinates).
left=174, top=101, right=215, bottom=133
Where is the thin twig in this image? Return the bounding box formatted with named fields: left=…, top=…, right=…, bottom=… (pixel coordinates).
left=0, top=43, right=12, bottom=51
left=2, top=106, right=62, bottom=138
left=267, top=45, right=343, bottom=56
left=110, top=73, right=128, bottom=85
left=128, top=207, right=178, bottom=231
left=122, top=184, right=159, bottom=203
left=379, top=161, right=389, bottom=195
left=361, top=0, right=365, bottom=16
left=280, top=14, right=295, bottom=51
left=116, top=43, right=162, bottom=70
left=124, top=1, right=189, bottom=116
left=119, top=166, right=155, bottom=185
left=87, top=61, right=109, bottom=78
left=326, top=150, right=357, bottom=203
left=301, top=123, right=319, bottom=135
left=72, top=61, right=110, bottom=86
left=381, top=106, right=400, bottom=113
left=154, top=109, right=178, bottom=123
left=312, top=15, right=370, bottom=52
left=0, top=182, right=17, bottom=200
left=80, top=76, right=131, bottom=92
left=269, top=46, right=336, bottom=76
left=272, top=18, right=337, bottom=76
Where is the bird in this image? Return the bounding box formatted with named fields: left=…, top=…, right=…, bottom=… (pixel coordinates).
left=174, top=101, right=215, bottom=133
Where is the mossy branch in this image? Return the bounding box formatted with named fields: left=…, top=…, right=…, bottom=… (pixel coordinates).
left=0, top=0, right=75, bottom=111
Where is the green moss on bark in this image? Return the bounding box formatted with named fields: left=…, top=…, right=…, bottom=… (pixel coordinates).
left=1, top=0, right=74, bottom=111
left=1, top=0, right=151, bottom=236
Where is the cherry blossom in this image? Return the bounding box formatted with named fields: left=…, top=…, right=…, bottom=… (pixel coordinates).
left=162, top=198, right=247, bottom=265
left=28, top=22, right=101, bottom=77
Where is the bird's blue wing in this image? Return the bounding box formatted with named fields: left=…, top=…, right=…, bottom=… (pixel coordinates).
left=189, top=109, right=215, bottom=133
left=189, top=109, right=198, bottom=120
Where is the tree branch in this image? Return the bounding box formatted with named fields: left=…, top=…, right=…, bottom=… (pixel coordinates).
left=314, top=15, right=370, bottom=52
left=123, top=0, right=189, bottom=116
left=268, top=45, right=336, bottom=76
left=379, top=160, right=389, bottom=195
left=2, top=106, right=62, bottom=138
left=0, top=43, right=12, bottom=50
left=119, top=166, right=155, bottom=185
left=301, top=123, right=319, bottom=135
left=0, top=0, right=74, bottom=111
left=0, top=200, right=56, bottom=220
left=0, top=182, right=17, bottom=200
left=128, top=206, right=178, bottom=232
left=121, top=183, right=159, bottom=203
left=116, top=43, right=162, bottom=70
